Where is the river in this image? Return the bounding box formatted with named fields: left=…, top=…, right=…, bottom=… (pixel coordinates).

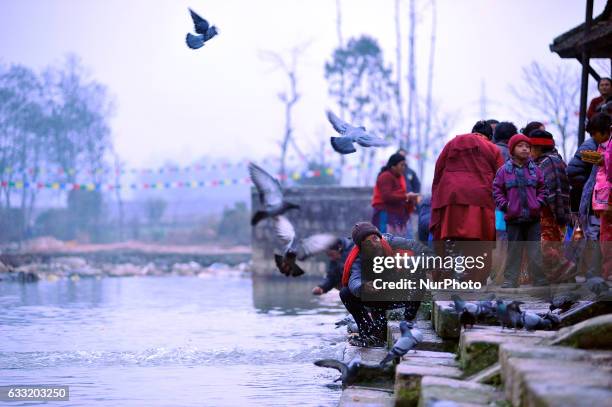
left=0, top=272, right=348, bottom=406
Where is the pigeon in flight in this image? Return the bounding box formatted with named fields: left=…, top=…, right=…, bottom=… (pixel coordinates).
left=249, top=163, right=300, bottom=226
left=379, top=321, right=423, bottom=366
left=314, top=355, right=361, bottom=388
left=272, top=215, right=338, bottom=277
left=186, top=8, right=218, bottom=49
left=326, top=110, right=390, bottom=154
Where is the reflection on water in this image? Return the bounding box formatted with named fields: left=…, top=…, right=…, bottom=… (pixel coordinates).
left=0, top=273, right=348, bottom=406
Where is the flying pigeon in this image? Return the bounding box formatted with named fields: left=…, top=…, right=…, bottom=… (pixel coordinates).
left=326, top=110, right=390, bottom=154
left=314, top=355, right=361, bottom=388
left=379, top=321, right=423, bottom=366
left=186, top=8, right=218, bottom=49
left=249, top=163, right=300, bottom=226
left=272, top=215, right=338, bottom=277
left=549, top=291, right=580, bottom=313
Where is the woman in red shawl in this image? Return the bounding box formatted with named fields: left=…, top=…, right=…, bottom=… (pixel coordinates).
left=429, top=121, right=504, bottom=283
left=371, top=153, right=418, bottom=235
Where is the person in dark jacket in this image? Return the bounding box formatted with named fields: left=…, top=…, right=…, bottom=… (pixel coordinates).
left=339, top=222, right=428, bottom=347
left=493, top=134, right=548, bottom=288
left=493, top=121, right=518, bottom=162
left=312, top=237, right=354, bottom=295
left=397, top=148, right=422, bottom=239
left=529, top=130, right=575, bottom=282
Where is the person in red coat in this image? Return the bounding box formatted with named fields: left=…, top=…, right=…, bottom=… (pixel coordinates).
left=587, top=77, right=612, bottom=120
left=429, top=121, right=504, bottom=283
left=371, top=153, right=418, bottom=235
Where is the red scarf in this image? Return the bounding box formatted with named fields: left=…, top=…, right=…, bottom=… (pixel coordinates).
left=341, top=239, right=414, bottom=287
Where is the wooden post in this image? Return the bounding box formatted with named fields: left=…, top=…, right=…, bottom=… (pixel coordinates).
left=578, top=0, right=594, bottom=145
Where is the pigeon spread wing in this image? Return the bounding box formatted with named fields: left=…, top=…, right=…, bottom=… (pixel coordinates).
left=273, top=215, right=296, bottom=249
left=314, top=359, right=348, bottom=377
left=189, top=9, right=210, bottom=34
left=355, top=132, right=391, bottom=148
left=248, top=163, right=283, bottom=209
left=326, top=110, right=349, bottom=135
left=297, top=233, right=338, bottom=260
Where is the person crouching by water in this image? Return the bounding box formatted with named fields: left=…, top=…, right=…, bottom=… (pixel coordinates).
left=372, top=153, right=419, bottom=236
left=493, top=134, right=549, bottom=288
left=339, top=222, right=424, bottom=347
left=312, top=237, right=354, bottom=295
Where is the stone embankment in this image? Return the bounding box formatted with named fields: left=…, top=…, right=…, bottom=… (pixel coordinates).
left=336, top=290, right=612, bottom=407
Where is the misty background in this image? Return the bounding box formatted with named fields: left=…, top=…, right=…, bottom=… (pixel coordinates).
left=0, top=0, right=610, bottom=246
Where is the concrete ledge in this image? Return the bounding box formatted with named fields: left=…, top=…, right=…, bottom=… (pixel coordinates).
left=504, top=357, right=612, bottom=407
left=394, top=364, right=462, bottom=407
left=458, top=326, right=555, bottom=377
left=417, top=376, right=505, bottom=407
left=549, top=313, right=612, bottom=350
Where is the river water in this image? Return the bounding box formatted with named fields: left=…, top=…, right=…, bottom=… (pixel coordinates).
left=0, top=273, right=349, bottom=406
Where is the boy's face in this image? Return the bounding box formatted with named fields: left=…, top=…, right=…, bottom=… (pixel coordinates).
left=513, top=141, right=531, bottom=160
left=530, top=145, right=542, bottom=159
left=592, top=130, right=611, bottom=145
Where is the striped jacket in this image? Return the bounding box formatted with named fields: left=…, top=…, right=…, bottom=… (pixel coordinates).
left=534, top=150, right=571, bottom=226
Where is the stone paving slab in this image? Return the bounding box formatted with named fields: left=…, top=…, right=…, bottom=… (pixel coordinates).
left=548, top=313, right=612, bottom=350
left=339, top=387, right=395, bottom=407
left=417, top=376, right=505, bottom=407
left=394, top=363, right=463, bottom=407
left=458, top=325, right=555, bottom=377
left=504, top=357, right=612, bottom=407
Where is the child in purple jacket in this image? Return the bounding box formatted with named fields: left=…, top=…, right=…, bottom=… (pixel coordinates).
left=493, top=134, right=548, bottom=288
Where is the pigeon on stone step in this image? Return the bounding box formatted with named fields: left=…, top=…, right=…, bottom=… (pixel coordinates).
left=451, top=293, right=496, bottom=329
left=326, top=110, right=390, bottom=154
left=314, top=355, right=361, bottom=388
left=496, top=299, right=522, bottom=330
left=379, top=321, right=423, bottom=366
left=549, top=291, right=580, bottom=313
left=586, top=276, right=610, bottom=297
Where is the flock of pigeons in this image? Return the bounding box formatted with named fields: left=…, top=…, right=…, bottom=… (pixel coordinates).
left=185, top=9, right=392, bottom=156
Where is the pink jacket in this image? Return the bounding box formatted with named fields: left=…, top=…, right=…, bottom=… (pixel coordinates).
left=593, top=140, right=611, bottom=212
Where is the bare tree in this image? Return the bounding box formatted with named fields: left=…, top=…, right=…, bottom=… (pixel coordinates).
left=260, top=43, right=310, bottom=185
left=406, top=0, right=417, bottom=154
left=421, top=0, right=437, bottom=180
left=395, top=0, right=405, bottom=149
left=335, top=0, right=347, bottom=183
left=511, top=62, right=580, bottom=159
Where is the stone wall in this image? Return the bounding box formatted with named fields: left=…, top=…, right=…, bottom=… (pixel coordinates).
left=251, top=186, right=373, bottom=276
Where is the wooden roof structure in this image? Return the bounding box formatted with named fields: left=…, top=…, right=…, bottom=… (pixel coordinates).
left=550, top=0, right=612, bottom=60
left=550, top=0, right=612, bottom=144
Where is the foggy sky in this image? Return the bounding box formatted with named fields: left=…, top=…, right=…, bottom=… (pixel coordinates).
left=0, top=0, right=607, bottom=175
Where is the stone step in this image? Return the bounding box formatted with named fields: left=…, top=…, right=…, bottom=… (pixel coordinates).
left=503, top=357, right=612, bottom=407
left=343, top=345, right=396, bottom=387
left=548, top=313, right=612, bottom=350
left=431, top=299, right=555, bottom=340
left=558, top=300, right=612, bottom=328
left=498, top=342, right=612, bottom=405
left=458, top=325, right=555, bottom=377
left=417, top=376, right=505, bottom=407
left=394, top=364, right=463, bottom=407
left=464, top=362, right=501, bottom=385
left=388, top=320, right=457, bottom=353
left=400, top=350, right=459, bottom=368
left=339, top=387, right=395, bottom=407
